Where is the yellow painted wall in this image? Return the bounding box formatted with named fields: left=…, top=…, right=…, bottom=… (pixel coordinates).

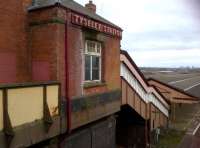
left=47, top=85, right=59, bottom=116
left=0, top=90, right=3, bottom=131
left=8, top=87, right=43, bottom=127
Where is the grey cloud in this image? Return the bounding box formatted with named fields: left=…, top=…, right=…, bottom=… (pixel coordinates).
left=122, top=27, right=200, bottom=51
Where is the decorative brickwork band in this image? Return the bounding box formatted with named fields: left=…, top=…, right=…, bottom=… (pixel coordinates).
left=72, top=89, right=121, bottom=112
left=71, top=12, right=122, bottom=38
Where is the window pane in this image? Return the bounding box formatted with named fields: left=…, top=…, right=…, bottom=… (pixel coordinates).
left=87, top=41, right=96, bottom=53
left=85, top=55, right=91, bottom=81
left=97, top=43, right=101, bottom=53
left=92, top=56, right=100, bottom=80
left=92, top=69, right=99, bottom=80
left=92, top=56, right=99, bottom=68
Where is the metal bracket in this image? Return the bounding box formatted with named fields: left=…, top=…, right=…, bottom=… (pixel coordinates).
left=43, top=86, right=53, bottom=133
left=3, top=89, right=15, bottom=147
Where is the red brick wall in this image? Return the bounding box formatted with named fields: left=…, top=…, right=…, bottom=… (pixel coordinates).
left=66, top=24, right=83, bottom=97
left=6, top=4, right=122, bottom=134
left=29, top=7, right=66, bottom=96
left=65, top=11, right=121, bottom=98
left=84, top=86, right=108, bottom=96
left=0, top=0, right=32, bottom=84
left=30, top=24, right=59, bottom=81
left=0, top=53, right=17, bottom=83
left=83, top=35, right=121, bottom=95
left=29, top=7, right=121, bottom=99
left=0, top=0, right=121, bottom=97
left=104, top=36, right=121, bottom=90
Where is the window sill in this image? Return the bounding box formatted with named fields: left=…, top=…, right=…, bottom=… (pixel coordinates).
left=84, top=81, right=106, bottom=88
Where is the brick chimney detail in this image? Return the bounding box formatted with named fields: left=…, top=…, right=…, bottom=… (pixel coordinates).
left=85, top=0, right=96, bottom=13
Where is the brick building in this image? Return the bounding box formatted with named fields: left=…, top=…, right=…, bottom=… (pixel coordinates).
left=29, top=0, right=123, bottom=134
left=0, top=0, right=123, bottom=147
left=1, top=0, right=197, bottom=148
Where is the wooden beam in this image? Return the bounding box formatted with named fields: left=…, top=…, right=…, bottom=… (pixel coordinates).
left=3, top=89, right=14, bottom=147
left=43, top=85, right=53, bottom=132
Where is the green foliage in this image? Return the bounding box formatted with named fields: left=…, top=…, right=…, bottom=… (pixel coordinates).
left=155, top=129, right=185, bottom=148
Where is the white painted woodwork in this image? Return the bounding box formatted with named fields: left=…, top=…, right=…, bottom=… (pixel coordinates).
left=121, top=63, right=169, bottom=117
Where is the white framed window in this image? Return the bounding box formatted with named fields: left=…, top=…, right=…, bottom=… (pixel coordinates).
left=85, top=40, right=102, bottom=82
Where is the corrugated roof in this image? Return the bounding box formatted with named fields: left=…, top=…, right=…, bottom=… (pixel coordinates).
left=28, top=0, right=122, bottom=30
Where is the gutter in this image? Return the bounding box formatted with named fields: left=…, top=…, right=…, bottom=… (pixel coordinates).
left=65, top=20, right=71, bottom=132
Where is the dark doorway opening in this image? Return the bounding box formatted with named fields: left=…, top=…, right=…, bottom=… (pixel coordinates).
left=116, top=105, right=149, bottom=148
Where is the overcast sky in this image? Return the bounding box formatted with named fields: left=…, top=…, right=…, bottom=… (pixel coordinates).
left=76, top=0, right=200, bottom=67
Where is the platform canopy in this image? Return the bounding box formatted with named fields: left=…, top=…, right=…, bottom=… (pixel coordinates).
left=148, top=78, right=199, bottom=104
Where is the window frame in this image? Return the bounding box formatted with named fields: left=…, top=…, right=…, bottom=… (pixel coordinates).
left=84, top=40, right=102, bottom=82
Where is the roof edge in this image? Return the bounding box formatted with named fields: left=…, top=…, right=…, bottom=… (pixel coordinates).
left=27, top=1, right=123, bottom=31
left=120, top=50, right=149, bottom=87
left=120, top=50, right=170, bottom=109
left=148, top=78, right=199, bottom=100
